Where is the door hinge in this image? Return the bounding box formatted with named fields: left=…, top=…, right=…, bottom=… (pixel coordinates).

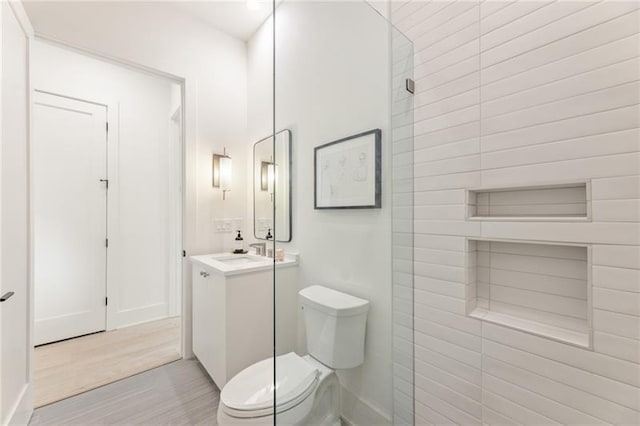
left=105, top=297, right=108, bottom=306
left=105, top=238, right=109, bottom=248
left=182, top=250, right=186, bottom=258
left=106, top=122, right=109, bottom=133
left=405, top=78, right=415, bottom=94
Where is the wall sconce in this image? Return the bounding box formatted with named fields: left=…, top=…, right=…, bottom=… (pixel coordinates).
left=213, top=148, right=232, bottom=200
left=260, top=159, right=276, bottom=202
left=260, top=161, right=271, bottom=191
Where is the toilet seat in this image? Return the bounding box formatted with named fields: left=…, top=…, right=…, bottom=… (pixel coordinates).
left=221, top=352, right=319, bottom=419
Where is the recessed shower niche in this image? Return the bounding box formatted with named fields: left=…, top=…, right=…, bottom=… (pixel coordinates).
left=467, top=182, right=590, bottom=220
left=466, top=239, right=592, bottom=348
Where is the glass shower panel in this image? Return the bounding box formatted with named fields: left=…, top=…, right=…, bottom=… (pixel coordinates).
left=391, top=24, right=414, bottom=426
left=273, top=2, right=414, bottom=424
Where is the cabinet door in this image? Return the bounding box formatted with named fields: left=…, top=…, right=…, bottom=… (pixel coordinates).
left=208, top=273, right=226, bottom=387
left=192, top=266, right=213, bottom=373
left=192, top=266, right=227, bottom=387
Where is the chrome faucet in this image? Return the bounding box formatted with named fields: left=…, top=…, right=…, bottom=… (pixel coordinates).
left=249, top=242, right=266, bottom=256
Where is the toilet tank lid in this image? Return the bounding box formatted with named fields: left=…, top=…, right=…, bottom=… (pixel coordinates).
left=299, top=285, right=369, bottom=317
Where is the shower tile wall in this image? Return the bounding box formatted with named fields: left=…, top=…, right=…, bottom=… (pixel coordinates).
left=392, top=1, right=640, bottom=424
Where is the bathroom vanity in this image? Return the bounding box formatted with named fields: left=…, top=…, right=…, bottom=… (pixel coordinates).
left=190, top=253, right=299, bottom=389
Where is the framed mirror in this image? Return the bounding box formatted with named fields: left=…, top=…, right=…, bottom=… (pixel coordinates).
left=253, top=129, right=292, bottom=242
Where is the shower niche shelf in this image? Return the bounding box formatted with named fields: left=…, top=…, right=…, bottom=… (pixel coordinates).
left=466, top=238, right=592, bottom=348
left=466, top=182, right=590, bottom=221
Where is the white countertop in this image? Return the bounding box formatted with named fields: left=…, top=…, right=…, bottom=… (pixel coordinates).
left=190, top=252, right=298, bottom=276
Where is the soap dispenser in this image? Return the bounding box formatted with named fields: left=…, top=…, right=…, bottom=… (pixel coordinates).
left=233, top=230, right=246, bottom=254
left=265, top=229, right=274, bottom=258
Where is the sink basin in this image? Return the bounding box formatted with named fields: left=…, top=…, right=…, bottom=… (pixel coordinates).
left=214, top=255, right=265, bottom=266
left=191, top=252, right=298, bottom=276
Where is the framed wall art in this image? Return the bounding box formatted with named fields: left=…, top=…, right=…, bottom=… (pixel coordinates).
left=314, top=129, right=381, bottom=209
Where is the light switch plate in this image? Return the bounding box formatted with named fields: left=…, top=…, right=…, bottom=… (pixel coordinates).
left=213, top=218, right=233, bottom=233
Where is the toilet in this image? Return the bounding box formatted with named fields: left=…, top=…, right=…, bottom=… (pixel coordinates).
left=217, top=285, right=369, bottom=425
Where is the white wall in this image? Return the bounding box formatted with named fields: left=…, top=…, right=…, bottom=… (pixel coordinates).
left=23, top=1, right=249, bottom=355
left=248, top=3, right=394, bottom=423
left=392, top=1, right=640, bottom=424
left=31, top=40, right=180, bottom=329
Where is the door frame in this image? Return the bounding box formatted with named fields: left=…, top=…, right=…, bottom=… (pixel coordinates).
left=31, top=85, right=183, bottom=334
left=1, top=1, right=34, bottom=425
left=27, top=36, right=195, bottom=360
left=29, top=44, right=186, bottom=348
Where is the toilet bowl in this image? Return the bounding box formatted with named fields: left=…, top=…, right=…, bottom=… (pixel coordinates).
left=217, top=353, right=340, bottom=426
left=217, top=285, right=369, bottom=426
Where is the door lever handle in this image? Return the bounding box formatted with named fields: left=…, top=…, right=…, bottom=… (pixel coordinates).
left=0, top=292, right=14, bottom=302
left=99, top=179, right=109, bottom=189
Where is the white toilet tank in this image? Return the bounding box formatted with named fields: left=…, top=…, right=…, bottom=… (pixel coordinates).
left=299, top=285, right=369, bottom=369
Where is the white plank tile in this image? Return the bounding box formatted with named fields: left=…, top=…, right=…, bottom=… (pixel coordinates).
left=593, top=265, right=640, bottom=293
left=483, top=322, right=640, bottom=388
left=481, top=105, right=639, bottom=153
left=481, top=128, right=640, bottom=169
left=483, top=355, right=638, bottom=425
left=483, top=338, right=640, bottom=410
left=480, top=1, right=552, bottom=37
left=482, top=34, right=640, bottom=101
left=592, top=199, right=640, bottom=222
left=593, top=331, right=640, bottom=364
left=415, top=343, right=482, bottom=385
left=482, top=10, right=640, bottom=85
left=593, top=287, right=640, bottom=316
left=415, top=373, right=483, bottom=420
left=591, top=175, right=640, bottom=201
left=414, top=138, right=480, bottom=163
left=414, top=234, right=467, bottom=251
left=415, top=328, right=482, bottom=368
left=481, top=2, right=591, bottom=52
left=592, top=245, right=640, bottom=269
left=482, top=58, right=640, bottom=118
left=415, top=276, right=466, bottom=298
left=593, top=309, right=640, bottom=340
left=482, top=81, right=640, bottom=136
left=415, top=289, right=467, bottom=315
left=415, top=154, right=480, bottom=178
left=482, top=389, right=559, bottom=425
left=482, top=2, right=639, bottom=67
left=415, top=387, right=482, bottom=426
left=416, top=358, right=482, bottom=402
left=481, top=153, right=640, bottom=190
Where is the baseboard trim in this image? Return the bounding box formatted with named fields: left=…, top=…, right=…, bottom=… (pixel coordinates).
left=340, top=385, right=391, bottom=426
left=116, top=302, right=169, bottom=329
left=6, top=383, right=33, bottom=426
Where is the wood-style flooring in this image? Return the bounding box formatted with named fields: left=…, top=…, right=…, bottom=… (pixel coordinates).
left=35, top=317, right=181, bottom=408
left=30, top=360, right=220, bottom=425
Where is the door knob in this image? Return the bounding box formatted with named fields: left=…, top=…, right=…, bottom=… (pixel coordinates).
left=0, top=291, right=14, bottom=302
left=200, top=271, right=210, bottom=278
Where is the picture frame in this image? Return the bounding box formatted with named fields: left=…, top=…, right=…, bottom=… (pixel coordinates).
left=314, top=129, right=381, bottom=209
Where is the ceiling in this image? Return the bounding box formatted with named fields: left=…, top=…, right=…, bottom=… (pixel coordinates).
left=171, top=1, right=273, bottom=41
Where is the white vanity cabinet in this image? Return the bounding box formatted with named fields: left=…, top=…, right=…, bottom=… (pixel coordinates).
left=191, top=253, right=298, bottom=389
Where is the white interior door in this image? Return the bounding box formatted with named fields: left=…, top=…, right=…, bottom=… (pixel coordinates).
left=1, top=2, right=32, bottom=424
left=33, top=91, right=107, bottom=346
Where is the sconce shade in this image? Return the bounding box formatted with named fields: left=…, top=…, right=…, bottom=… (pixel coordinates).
left=260, top=161, right=270, bottom=191
left=213, top=150, right=232, bottom=199
left=267, top=163, right=276, bottom=195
